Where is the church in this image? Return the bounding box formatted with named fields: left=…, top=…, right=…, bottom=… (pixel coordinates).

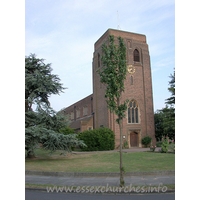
left=61, top=29, right=156, bottom=148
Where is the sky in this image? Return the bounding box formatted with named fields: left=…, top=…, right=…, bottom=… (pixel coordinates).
left=25, top=0, right=175, bottom=112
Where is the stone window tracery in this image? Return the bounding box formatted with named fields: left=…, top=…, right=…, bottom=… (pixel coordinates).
left=128, top=99, right=139, bottom=123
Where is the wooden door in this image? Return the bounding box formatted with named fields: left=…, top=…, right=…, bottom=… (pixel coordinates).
left=130, top=132, right=138, bottom=147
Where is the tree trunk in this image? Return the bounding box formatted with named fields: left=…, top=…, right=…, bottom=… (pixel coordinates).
left=119, top=116, right=125, bottom=187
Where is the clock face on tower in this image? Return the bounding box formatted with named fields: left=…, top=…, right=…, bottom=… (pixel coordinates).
left=127, top=65, right=135, bottom=74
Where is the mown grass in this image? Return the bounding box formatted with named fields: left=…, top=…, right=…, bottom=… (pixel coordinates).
left=25, top=148, right=175, bottom=172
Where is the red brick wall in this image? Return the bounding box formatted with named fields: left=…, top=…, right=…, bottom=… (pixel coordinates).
left=81, top=117, right=93, bottom=132
left=61, top=94, right=93, bottom=123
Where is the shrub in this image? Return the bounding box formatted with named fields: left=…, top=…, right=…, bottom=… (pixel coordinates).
left=161, top=136, right=169, bottom=153
left=150, top=145, right=156, bottom=152
left=123, top=139, right=128, bottom=149
left=142, top=136, right=152, bottom=147
left=77, top=127, right=115, bottom=151
left=150, top=141, right=156, bottom=152
left=169, top=139, right=175, bottom=153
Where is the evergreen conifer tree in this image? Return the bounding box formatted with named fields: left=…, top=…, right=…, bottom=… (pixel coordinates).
left=25, top=54, right=86, bottom=157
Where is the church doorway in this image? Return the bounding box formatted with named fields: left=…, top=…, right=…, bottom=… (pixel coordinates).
left=130, top=131, right=138, bottom=147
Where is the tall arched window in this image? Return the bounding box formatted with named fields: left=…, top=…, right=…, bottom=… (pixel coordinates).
left=128, top=99, right=139, bottom=123
left=98, top=53, right=100, bottom=68
left=133, top=49, right=140, bottom=62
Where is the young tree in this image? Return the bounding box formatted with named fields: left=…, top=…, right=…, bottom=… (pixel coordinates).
left=98, top=35, right=128, bottom=187
left=25, top=54, right=86, bottom=157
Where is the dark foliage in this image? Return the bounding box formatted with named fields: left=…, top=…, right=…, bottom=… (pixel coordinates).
left=77, top=128, right=115, bottom=151
left=141, top=136, right=152, bottom=147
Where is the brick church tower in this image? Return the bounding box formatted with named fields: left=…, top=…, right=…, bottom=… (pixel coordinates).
left=93, top=29, right=156, bottom=147
left=61, top=28, right=156, bottom=148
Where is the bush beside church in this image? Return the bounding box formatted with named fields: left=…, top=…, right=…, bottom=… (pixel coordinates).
left=77, top=127, right=115, bottom=151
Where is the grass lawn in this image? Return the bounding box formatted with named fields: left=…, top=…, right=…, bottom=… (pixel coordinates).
left=25, top=149, right=175, bottom=173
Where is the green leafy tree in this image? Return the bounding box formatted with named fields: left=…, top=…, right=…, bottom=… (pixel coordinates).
left=98, top=35, right=128, bottom=187
left=154, top=70, right=175, bottom=141
left=162, top=106, right=175, bottom=139
left=154, top=106, right=175, bottom=140
left=154, top=111, right=164, bottom=141
left=165, top=69, right=175, bottom=139
left=166, top=70, right=175, bottom=106
left=25, top=54, right=86, bottom=157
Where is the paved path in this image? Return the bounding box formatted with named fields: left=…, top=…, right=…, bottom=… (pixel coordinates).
left=72, top=147, right=162, bottom=154
left=26, top=174, right=174, bottom=186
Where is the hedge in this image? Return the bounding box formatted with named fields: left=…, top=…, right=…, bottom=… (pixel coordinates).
left=77, top=127, right=115, bottom=151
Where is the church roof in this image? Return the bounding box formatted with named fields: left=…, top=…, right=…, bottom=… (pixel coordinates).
left=70, top=115, right=93, bottom=130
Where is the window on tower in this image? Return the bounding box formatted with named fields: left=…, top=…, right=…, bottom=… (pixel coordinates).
left=127, top=99, right=139, bottom=124
left=133, top=49, right=140, bottom=62
left=98, top=53, right=100, bottom=68
left=131, top=76, right=133, bottom=85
